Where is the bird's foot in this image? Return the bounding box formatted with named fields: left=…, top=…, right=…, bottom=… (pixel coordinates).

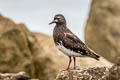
left=73, top=66, right=79, bottom=70
left=60, top=69, right=68, bottom=72
left=64, top=68, right=70, bottom=71
left=61, top=67, right=71, bottom=72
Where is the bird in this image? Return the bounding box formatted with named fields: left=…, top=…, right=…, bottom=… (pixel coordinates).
left=49, top=14, right=100, bottom=70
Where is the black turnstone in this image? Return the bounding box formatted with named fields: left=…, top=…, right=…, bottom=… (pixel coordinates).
left=49, top=14, right=100, bottom=70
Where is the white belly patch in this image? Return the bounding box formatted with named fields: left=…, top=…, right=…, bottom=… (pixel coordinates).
left=56, top=45, right=83, bottom=57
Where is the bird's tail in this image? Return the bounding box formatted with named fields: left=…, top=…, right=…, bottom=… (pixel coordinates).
left=87, top=49, right=100, bottom=61
left=89, top=52, right=100, bottom=61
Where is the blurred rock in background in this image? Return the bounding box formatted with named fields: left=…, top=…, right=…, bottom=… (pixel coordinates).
left=85, top=0, right=120, bottom=62
left=0, top=14, right=112, bottom=80
left=0, top=14, right=57, bottom=80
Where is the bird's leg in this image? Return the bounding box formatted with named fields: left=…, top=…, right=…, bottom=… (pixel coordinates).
left=73, top=57, right=76, bottom=69
left=66, top=56, right=71, bottom=70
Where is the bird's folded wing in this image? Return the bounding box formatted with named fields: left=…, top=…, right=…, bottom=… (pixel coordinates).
left=62, top=33, right=89, bottom=54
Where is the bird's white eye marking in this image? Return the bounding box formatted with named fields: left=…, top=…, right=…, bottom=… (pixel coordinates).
left=54, top=19, right=58, bottom=22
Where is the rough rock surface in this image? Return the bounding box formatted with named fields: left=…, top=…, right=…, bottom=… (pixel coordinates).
left=56, top=67, right=109, bottom=80
left=85, top=0, right=120, bottom=62
left=0, top=72, right=39, bottom=80
left=107, top=57, right=120, bottom=80
left=56, top=57, right=120, bottom=80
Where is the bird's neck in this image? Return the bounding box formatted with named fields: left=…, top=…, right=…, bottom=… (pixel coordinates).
left=54, top=24, right=67, bottom=36
left=56, top=24, right=67, bottom=28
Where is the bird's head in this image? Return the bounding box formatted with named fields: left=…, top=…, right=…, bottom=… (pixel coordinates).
left=49, top=14, right=66, bottom=25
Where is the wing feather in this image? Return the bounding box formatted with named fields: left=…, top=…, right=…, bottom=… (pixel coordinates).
left=62, top=31, right=89, bottom=55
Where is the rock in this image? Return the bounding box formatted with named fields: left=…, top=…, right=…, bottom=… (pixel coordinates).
left=0, top=71, right=39, bottom=80
left=0, top=14, right=57, bottom=80
left=56, top=57, right=120, bottom=80
left=0, top=14, right=33, bottom=74
left=107, top=57, right=120, bottom=79
left=85, top=0, right=120, bottom=62
left=56, top=67, right=109, bottom=80
left=0, top=14, right=112, bottom=80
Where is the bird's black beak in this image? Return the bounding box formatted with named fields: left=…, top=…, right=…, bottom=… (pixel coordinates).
left=49, top=20, right=55, bottom=25
left=49, top=19, right=58, bottom=25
